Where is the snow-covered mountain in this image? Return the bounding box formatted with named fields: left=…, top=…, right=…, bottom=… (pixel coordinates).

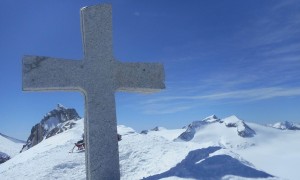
left=20, top=104, right=81, bottom=152
left=267, top=121, right=300, bottom=130
left=176, top=115, right=255, bottom=142
left=222, top=115, right=256, bottom=137
left=1, top=115, right=300, bottom=179
left=0, top=133, right=25, bottom=164
left=175, top=115, right=220, bottom=141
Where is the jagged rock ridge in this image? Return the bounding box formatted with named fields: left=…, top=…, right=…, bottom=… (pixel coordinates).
left=20, top=104, right=81, bottom=152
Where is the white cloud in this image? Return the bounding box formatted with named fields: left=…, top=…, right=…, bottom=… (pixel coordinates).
left=143, top=87, right=300, bottom=107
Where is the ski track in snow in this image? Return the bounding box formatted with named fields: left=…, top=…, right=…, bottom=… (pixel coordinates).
left=0, top=117, right=299, bottom=180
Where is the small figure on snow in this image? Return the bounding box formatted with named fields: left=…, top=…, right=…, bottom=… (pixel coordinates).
left=69, top=133, right=122, bottom=153
left=70, top=133, right=85, bottom=153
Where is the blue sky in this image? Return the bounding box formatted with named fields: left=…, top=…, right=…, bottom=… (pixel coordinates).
left=1, top=0, right=300, bottom=140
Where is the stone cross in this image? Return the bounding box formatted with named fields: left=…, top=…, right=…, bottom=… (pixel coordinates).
left=22, top=4, right=165, bottom=180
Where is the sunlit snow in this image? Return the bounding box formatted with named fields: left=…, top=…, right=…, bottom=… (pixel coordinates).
left=0, top=116, right=299, bottom=180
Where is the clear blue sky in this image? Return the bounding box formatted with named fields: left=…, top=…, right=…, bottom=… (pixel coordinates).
left=1, top=0, right=300, bottom=140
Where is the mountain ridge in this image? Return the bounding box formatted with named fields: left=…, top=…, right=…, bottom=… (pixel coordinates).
left=1, top=114, right=300, bottom=179
left=0, top=133, right=25, bottom=144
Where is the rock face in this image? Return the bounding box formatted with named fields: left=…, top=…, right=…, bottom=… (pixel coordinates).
left=0, top=152, right=10, bottom=164
left=20, top=104, right=81, bottom=152
left=269, top=121, right=300, bottom=130
left=176, top=115, right=220, bottom=141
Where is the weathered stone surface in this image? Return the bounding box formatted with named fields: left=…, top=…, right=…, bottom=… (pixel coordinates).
left=22, top=4, right=165, bottom=180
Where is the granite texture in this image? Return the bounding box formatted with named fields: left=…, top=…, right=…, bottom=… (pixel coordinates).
left=22, top=4, right=165, bottom=180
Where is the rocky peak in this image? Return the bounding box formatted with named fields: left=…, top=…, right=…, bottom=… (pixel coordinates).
left=20, top=105, right=81, bottom=152
left=202, top=115, right=220, bottom=123
left=56, top=103, right=65, bottom=110
left=176, top=115, right=220, bottom=141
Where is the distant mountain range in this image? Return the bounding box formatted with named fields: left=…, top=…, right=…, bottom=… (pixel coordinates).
left=1, top=107, right=300, bottom=179
left=267, top=121, right=300, bottom=130
left=176, top=115, right=256, bottom=142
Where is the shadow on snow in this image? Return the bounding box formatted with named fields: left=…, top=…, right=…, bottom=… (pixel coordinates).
left=143, top=146, right=273, bottom=180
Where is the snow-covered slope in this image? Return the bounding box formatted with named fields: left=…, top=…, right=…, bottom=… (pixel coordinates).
left=120, top=128, right=273, bottom=180
left=175, top=116, right=300, bottom=180
left=0, top=118, right=85, bottom=180
left=235, top=122, right=300, bottom=180
left=0, top=133, right=25, bottom=158
left=1, top=115, right=300, bottom=179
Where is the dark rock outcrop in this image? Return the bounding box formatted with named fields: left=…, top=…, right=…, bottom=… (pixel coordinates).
left=0, top=152, right=10, bottom=164
left=151, top=126, right=160, bottom=131
left=141, top=126, right=166, bottom=134
left=140, top=130, right=149, bottom=134
left=20, top=104, right=81, bottom=152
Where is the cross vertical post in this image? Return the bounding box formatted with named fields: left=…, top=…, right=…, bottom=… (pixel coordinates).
left=22, top=4, right=165, bottom=180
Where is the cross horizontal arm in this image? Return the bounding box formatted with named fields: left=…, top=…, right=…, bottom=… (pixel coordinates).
left=23, top=55, right=83, bottom=91
left=115, top=62, right=165, bottom=93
